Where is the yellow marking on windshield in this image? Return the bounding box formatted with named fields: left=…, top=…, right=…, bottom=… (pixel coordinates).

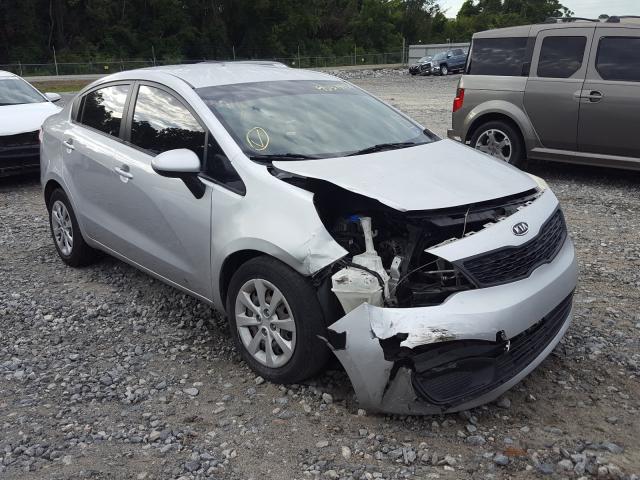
left=246, top=127, right=270, bottom=151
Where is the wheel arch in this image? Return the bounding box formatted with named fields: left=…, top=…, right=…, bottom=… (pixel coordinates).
left=218, top=249, right=266, bottom=311
left=463, top=102, right=539, bottom=152
left=44, top=179, right=64, bottom=209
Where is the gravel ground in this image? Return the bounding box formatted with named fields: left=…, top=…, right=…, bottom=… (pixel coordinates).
left=1, top=69, right=640, bottom=480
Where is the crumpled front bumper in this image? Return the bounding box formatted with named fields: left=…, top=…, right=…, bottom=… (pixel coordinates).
left=324, top=190, right=578, bottom=415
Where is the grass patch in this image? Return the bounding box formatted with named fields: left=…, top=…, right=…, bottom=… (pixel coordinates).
left=31, top=80, right=91, bottom=93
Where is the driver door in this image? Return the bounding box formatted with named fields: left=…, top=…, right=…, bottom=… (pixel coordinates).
left=107, top=83, right=213, bottom=299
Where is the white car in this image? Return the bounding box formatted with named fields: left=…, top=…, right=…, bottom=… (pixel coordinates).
left=40, top=62, right=577, bottom=414
left=0, top=70, right=61, bottom=177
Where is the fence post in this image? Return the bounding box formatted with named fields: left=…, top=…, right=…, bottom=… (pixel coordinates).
left=53, top=46, right=59, bottom=76
left=354, top=45, right=356, bottom=65
left=402, top=38, right=405, bottom=64
left=152, top=46, right=157, bottom=66
left=232, top=45, right=236, bottom=60
left=18, top=61, right=23, bottom=76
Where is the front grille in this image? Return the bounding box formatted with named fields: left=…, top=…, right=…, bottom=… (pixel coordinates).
left=411, top=293, right=573, bottom=407
left=457, top=209, right=567, bottom=288
left=0, top=131, right=40, bottom=168
left=0, top=130, right=39, bottom=147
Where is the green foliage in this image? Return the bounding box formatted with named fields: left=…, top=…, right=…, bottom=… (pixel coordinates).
left=442, top=0, right=574, bottom=42
left=0, top=0, right=569, bottom=64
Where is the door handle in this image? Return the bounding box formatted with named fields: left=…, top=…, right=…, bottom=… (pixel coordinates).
left=585, top=90, right=603, bottom=102
left=63, top=139, right=75, bottom=150
left=114, top=165, right=133, bottom=180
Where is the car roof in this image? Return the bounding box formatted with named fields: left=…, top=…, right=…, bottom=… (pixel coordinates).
left=100, top=61, right=336, bottom=89
left=0, top=70, right=18, bottom=79
left=474, top=19, right=640, bottom=39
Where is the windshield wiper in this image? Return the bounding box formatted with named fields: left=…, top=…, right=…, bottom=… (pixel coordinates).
left=249, top=153, right=318, bottom=162
left=347, top=141, right=424, bottom=156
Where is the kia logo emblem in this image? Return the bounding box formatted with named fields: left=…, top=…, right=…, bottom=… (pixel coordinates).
left=512, top=222, right=529, bottom=236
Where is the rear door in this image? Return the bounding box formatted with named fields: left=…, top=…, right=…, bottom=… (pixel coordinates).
left=451, top=49, right=467, bottom=70
left=64, top=82, right=133, bottom=240
left=524, top=27, right=594, bottom=151
left=577, top=28, right=640, bottom=159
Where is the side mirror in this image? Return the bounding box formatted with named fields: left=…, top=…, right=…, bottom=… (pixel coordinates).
left=151, top=149, right=205, bottom=199
left=45, top=92, right=62, bottom=103
left=151, top=149, right=201, bottom=177
left=447, top=53, right=452, bottom=58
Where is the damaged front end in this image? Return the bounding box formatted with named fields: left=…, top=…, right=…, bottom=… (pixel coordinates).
left=272, top=166, right=577, bottom=414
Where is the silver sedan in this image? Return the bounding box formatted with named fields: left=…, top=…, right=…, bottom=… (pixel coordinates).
left=40, top=62, right=577, bottom=414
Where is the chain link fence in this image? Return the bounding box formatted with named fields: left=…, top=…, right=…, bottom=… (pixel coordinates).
left=0, top=50, right=406, bottom=77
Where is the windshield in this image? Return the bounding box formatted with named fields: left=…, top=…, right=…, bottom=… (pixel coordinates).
left=418, top=56, right=432, bottom=62
left=197, top=80, right=436, bottom=160
left=0, top=78, right=46, bottom=106
left=434, top=53, right=446, bottom=61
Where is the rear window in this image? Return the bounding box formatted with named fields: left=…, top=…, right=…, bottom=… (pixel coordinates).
left=537, top=36, right=587, bottom=78
left=79, top=85, right=130, bottom=137
left=467, top=37, right=531, bottom=76
left=596, top=37, right=640, bottom=82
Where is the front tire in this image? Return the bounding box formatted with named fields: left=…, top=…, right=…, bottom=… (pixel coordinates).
left=440, top=64, right=449, bottom=76
left=227, top=256, right=331, bottom=384
left=470, top=120, right=525, bottom=167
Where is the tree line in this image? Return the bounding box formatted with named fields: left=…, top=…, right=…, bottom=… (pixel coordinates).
left=0, top=0, right=571, bottom=64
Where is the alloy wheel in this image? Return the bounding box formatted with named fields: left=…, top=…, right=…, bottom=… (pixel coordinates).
left=235, top=278, right=296, bottom=368
left=51, top=200, right=73, bottom=256
left=475, top=128, right=513, bottom=162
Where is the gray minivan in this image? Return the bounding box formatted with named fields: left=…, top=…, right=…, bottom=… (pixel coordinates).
left=448, top=17, right=640, bottom=170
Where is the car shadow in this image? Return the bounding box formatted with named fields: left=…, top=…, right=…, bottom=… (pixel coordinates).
left=0, top=172, right=40, bottom=191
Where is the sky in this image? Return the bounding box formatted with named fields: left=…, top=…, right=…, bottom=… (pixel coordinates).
left=439, top=0, right=639, bottom=19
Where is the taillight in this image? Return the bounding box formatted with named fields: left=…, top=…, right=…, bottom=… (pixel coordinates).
left=453, top=88, right=465, bottom=113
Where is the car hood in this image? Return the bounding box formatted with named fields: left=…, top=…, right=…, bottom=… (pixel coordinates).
left=0, top=102, right=61, bottom=136
left=273, top=139, right=538, bottom=212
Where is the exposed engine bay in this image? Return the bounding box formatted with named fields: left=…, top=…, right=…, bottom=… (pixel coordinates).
left=272, top=168, right=541, bottom=311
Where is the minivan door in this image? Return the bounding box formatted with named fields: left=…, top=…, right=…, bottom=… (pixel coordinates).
left=577, top=28, right=640, bottom=160
left=523, top=27, right=594, bottom=151
left=104, top=83, right=213, bottom=299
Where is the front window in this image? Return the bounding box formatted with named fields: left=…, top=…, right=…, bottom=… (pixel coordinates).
left=0, top=78, right=45, bottom=106
left=131, top=85, right=206, bottom=161
left=197, top=80, right=435, bottom=160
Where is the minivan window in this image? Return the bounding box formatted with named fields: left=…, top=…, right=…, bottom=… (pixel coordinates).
left=467, top=37, right=530, bottom=76
left=537, top=36, right=587, bottom=78
left=130, top=85, right=206, bottom=161
left=79, top=85, right=130, bottom=137
left=596, top=37, right=640, bottom=82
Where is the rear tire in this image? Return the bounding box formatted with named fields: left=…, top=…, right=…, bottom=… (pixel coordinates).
left=470, top=120, right=526, bottom=167
left=227, top=256, right=331, bottom=384
left=48, top=189, right=100, bottom=267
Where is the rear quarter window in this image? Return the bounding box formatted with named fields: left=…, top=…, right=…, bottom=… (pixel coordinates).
left=596, top=36, right=640, bottom=82
left=467, top=37, right=532, bottom=76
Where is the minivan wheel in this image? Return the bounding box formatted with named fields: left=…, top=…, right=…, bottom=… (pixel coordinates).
left=440, top=64, right=448, bottom=76
left=227, top=256, right=331, bottom=384
left=470, top=121, right=525, bottom=167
